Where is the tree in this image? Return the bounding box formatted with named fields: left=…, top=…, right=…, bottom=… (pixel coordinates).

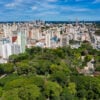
left=4, top=78, right=29, bottom=90
left=9, top=53, right=29, bottom=63
left=51, top=71, right=69, bottom=86
left=61, top=87, right=77, bottom=100
left=52, top=48, right=65, bottom=58
left=0, top=63, right=14, bottom=75
left=17, top=62, right=35, bottom=75
left=50, top=62, right=70, bottom=75
left=77, top=89, right=87, bottom=99
left=1, top=88, right=20, bottom=100
left=44, top=81, right=62, bottom=100
left=86, top=90, right=94, bottom=100
left=84, top=55, right=93, bottom=63
left=18, top=84, right=41, bottom=100
left=0, top=87, right=2, bottom=97
left=67, top=82, right=76, bottom=95
left=50, top=62, right=70, bottom=86
left=27, top=76, right=45, bottom=87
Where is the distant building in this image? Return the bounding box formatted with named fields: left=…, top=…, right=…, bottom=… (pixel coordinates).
left=2, top=43, right=12, bottom=59
left=45, top=33, right=51, bottom=48
left=61, top=34, right=69, bottom=46
left=17, top=30, right=27, bottom=53
left=11, top=43, right=21, bottom=55
left=1, top=43, right=21, bottom=59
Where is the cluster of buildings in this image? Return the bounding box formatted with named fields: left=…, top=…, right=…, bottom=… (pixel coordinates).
left=90, top=29, right=100, bottom=49
left=0, top=21, right=100, bottom=63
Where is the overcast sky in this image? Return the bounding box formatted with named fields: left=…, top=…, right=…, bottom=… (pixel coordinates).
left=0, top=0, right=100, bottom=21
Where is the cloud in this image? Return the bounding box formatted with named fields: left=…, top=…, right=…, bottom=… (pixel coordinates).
left=30, top=0, right=57, bottom=12
left=5, top=3, right=17, bottom=8
left=93, top=0, right=100, bottom=3
left=31, top=6, right=37, bottom=10
left=73, top=8, right=90, bottom=12
left=47, top=0, right=58, bottom=2
left=61, top=6, right=90, bottom=12
left=5, top=0, right=23, bottom=8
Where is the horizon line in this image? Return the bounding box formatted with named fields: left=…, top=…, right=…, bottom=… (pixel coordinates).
left=0, top=20, right=100, bottom=22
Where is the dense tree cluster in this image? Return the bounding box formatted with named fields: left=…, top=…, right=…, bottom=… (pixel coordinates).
left=0, top=43, right=100, bottom=100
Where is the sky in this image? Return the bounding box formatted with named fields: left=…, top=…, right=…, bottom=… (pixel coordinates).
left=0, top=0, right=100, bottom=21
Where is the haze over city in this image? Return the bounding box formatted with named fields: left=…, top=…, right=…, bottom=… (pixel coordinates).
left=0, top=0, right=100, bottom=21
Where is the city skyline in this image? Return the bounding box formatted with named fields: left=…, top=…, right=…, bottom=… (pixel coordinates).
left=0, top=0, right=100, bottom=21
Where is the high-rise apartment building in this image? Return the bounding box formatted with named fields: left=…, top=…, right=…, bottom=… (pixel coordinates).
left=1, top=43, right=21, bottom=59
left=17, top=30, right=27, bottom=53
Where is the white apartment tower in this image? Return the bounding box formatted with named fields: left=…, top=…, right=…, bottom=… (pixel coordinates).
left=17, top=29, right=27, bottom=53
